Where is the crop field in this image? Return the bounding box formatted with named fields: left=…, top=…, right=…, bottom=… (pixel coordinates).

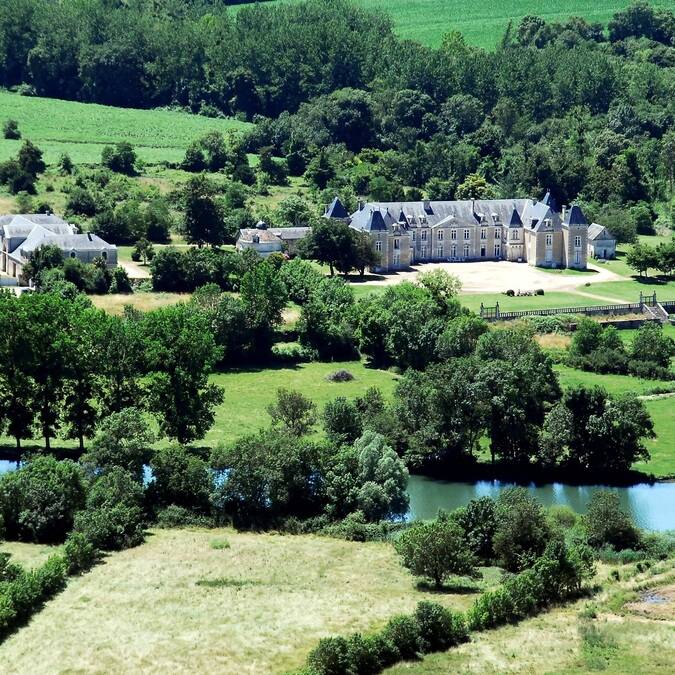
left=0, top=91, right=249, bottom=166
left=234, top=0, right=674, bottom=48
left=0, top=528, right=499, bottom=674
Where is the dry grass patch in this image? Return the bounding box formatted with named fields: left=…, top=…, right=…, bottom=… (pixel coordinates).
left=0, top=541, right=61, bottom=569
left=534, top=333, right=572, bottom=350
left=90, top=292, right=190, bottom=315
left=0, top=528, right=478, bottom=674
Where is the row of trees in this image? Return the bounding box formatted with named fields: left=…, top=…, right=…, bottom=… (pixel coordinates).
left=0, top=292, right=223, bottom=449
left=626, top=237, right=675, bottom=277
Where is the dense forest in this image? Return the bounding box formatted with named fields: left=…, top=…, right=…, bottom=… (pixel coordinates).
left=1, top=1, right=675, bottom=237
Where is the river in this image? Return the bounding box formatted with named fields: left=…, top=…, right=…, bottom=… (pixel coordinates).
left=407, top=475, right=675, bottom=531
left=2, top=460, right=673, bottom=532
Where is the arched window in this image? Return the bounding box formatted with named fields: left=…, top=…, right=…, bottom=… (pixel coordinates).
left=70, top=251, right=77, bottom=259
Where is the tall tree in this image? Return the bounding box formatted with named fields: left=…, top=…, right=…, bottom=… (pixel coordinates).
left=180, top=174, right=226, bottom=247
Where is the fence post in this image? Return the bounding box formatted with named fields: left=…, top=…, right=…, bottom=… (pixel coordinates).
left=480, top=302, right=484, bottom=318
left=495, top=302, right=500, bottom=319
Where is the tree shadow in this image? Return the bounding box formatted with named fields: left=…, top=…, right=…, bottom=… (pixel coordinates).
left=416, top=579, right=482, bottom=595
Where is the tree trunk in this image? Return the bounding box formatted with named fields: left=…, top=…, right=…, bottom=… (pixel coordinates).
left=44, top=432, right=50, bottom=451
left=15, top=436, right=20, bottom=452
left=79, top=434, right=85, bottom=453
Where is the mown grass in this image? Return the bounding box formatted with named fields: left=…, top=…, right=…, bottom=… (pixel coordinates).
left=0, top=90, right=249, bottom=166
left=202, top=360, right=400, bottom=446
left=554, top=365, right=675, bottom=397
left=0, top=528, right=495, bottom=673
left=638, top=398, right=675, bottom=478
left=234, top=0, right=674, bottom=48
left=89, top=292, right=190, bottom=315
left=0, top=541, right=61, bottom=570
left=459, top=291, right=610, bottom=314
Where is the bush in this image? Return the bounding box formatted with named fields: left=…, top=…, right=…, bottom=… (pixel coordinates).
left=345, top=633, right=385, bottom=674
left=414, top=601, right=468, bottom=652
left=155, top=505, right=214, bottom=529
left=3, top=119, right=21, bottom=140
left=584, top=491, right=641, bottom=551
left=323, top=396, right=362, bottom=445
left=62, top=532, right=100, bottom=575
left=74, top=469, right=145, bottom=551
left=505, top=289, right=515, bottom=296
left=306, top=636, right=351, bottom=675
left=325, top=369, right=354, bottom=382
left=148, top=445, right=213, bottom=514
left=395, top=518, right=478, bottom=588
left=0, top=457, right=86, bottom=544
left=381, top=614, right=422, bottom=661
left=535, top=288, right=544, bottom=295
left=548, top=505, right=578, bottom=529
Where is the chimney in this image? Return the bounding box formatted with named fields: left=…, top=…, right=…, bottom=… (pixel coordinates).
left=358, top=200, right=365, bottom=211
left=562, top=205, right=567, bottom=221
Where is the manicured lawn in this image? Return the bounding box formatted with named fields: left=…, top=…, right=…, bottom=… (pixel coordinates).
left=0, top=91, right=249, bottom=167
left=203, top=361, right=400, bottom=446
left=233, top=0, right=673, bottom=48
left=582, top=278, right=675, bottom=303
left=637, top=397, right=675, bottom=478
left=0, top=528, right=495, bottom=673
left=554, top=365, right=674, bottom=397
left=459, top=291, right=609, bottom=314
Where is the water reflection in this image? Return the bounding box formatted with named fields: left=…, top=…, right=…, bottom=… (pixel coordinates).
left=407, top=475, right=675, bottom=531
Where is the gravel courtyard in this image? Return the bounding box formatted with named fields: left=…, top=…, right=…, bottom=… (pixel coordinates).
left=361, top=260, right=624, bottom=294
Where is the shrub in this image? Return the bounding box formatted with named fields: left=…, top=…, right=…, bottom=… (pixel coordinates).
left=74, top=468, right=145, bottom=550
left=0, top=457, right=86, bottom=544
left=456, top=496, right=497, bottom=562
left=3, top=119, right=21, bottom=140
left=493, top=488, right=552, bottom=572
left=346, top=633, right=385, bottom=674
left=326, top=369, right=354, bottom=382
left=414, top=601, right=468, bottom=652
left=467, top=586, right=516, bottom=631
left=505, top=289, right=515, bottom=296
left=155, top=505, right=214, bottom=529
left=395, top=518, right=479, bottom=588
left=535, top=288, right=544, bottom=295
left=306, top=636, right=351, bottom=675
left=584, top=491, right=641, bottom=551
left=381, top=614, right=422, bottom=661
left=147, top=445, right=213, bottom=514
left=323, top=396, right=362, bottom=445
left=62, top=532, right=100, bottom=575
left=548, top=505, right=578, bottom=529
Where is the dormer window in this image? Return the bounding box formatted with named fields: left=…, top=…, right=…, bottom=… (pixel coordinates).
left=70, top=251, right=77, bottom=258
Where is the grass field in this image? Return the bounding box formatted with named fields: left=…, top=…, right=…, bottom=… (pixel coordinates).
left=90, top=292, right=190, bottom=315
left=0, top=91, right=249, bottom=166
left=0, top=528, right=499, bottom=674
left=389, top=562, right=675, bottom=674
left=234, top=0, right=674, bottom=48
left=638, top=397, right=675, bottom=478
left=203, top=361, right=400, bottom=446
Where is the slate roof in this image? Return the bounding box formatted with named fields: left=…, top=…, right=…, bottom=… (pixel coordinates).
left=563, top=205, right=588, bottom=226
left=522, top=201, right=562, bottom=232
left=588, top=223, right=614, bottom=241
left=1, top=214, right=74, bottom=243
left=507, top=208, right=523, bottom=228
left=16, top=231, right=114, bottom=260
left=324, top=197, right=349, bottom=220
left=269, top=227, right=311, bottom=241
left=238, top=228, right=282, bottom=244
left=349, top=199, right=534, bottom=233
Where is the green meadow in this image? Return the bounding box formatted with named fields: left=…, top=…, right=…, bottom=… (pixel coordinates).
left=0, top=91, right=249, bottom=166
left=234, top=0, right=674, bottom=48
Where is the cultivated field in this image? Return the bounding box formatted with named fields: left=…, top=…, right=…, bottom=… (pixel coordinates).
left=0, top=528, right=499, bottom=674
left=0, top=91, right=249, bottom=166
left=234, top=0, right=674, bottom=48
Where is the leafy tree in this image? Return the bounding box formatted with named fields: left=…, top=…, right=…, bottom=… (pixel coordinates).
left=436, top=315, right=488, bottom=359
left=132, top=237, right=154, bottom=265
left=493, top=488, right=552, bottom=572
left=212, top=430, right=324, bottom=527
left=101, top=142, right=136, bottom=175
left=17, top=140, right=45, bottom=177
left=455, top=173, right=493, bottom=200
left=395, top=518, right=479, bottom=588
left=267, top=388, right=317, bottom=437
left=626, top=242, right=658, bottom=277
left=180, top=174, right=226, bottom=247
left=455, top=497, right=498, bottom=562
left=584, top=491, right=640, bottom=551
left=3, top=119, right=20, bottom=139
left=542, top=386, right=654, bottom=473
left=298, top=218, right=355, bottom=276
left=630, top=322, right=675, bottom=369
left=325, top=431, right=409, bottom=521
left=74, top=468, right=145, bottom=550
left=21, top=244, right=64, bottom=285
left=278, top=258, right=322, bottom=305
left=0, top=456, right=86, bottom=543
left=142, top=304, right=224, bottom=444
left=81, top=407, right=155, bottom=482
left=148, top=445, right=212, bottom=514
left=58, top=152, right=74, bottom=175
left=304, top=149, right=335, bottom=189
left=323, top=397, right=363, bottom=446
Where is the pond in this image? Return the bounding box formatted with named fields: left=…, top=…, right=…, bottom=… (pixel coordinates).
left=407, top=475, right=675, bottom=532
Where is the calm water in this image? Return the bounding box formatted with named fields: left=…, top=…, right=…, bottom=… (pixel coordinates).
left=2, top=460, right=673, bottom=532
left=407, top=475, right=675, bottom=532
